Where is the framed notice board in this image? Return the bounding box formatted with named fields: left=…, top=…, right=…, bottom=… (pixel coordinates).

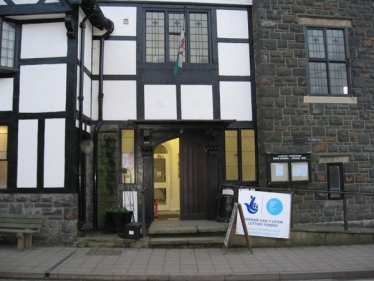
left=267, top=153, right=311, bottom=185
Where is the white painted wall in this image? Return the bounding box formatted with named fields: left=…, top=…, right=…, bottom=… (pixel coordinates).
left=83, top=71, right=92, bottom=118
left=44, top=119, right=65, bottom=188
left=217, top=10, right=249, bottom=39
left=98, top=41, right=137, bottom=75
left=0, top=78, right=13, bottom=111
left=19, top=64, right=67, bottom=113
left=96, top=6, right=137, bottom=37
left=92, top=40, right=136, bottom=75
left=21, top=22, right=67, bottom=58
left=181, top=85, right=213, bottom=119
left=17, top=120, right=38, bottom=188
left=144, top=85, right=177, bottom=119
left=218, top=43, right=250, bottom=76
left=103, top=81, right=137, bottom=120
left=220, top=81, right=252, bottom=121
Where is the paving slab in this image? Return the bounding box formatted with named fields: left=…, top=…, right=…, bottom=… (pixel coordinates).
left=0, top=244, right=373, bottom=281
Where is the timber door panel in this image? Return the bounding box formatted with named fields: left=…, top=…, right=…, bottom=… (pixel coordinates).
left=180, top=138, right=207, bottom=220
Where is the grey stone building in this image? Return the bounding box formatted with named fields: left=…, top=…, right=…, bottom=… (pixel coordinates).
left=254, top=0, right=374, bottom=224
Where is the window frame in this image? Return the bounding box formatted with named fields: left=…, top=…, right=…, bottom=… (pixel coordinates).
left=305, top=26, right=350, bottom=97
left=0, top=125, right=8, bottom=190
left=0, top=17, right=19, bottom=73
left=327, top=163, right=344, bottom=200
left=224, top=129, right=257, bottom=183
left=144, top=8, right=212, bottom=65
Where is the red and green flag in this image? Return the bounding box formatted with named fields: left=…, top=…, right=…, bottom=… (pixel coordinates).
left=174, top=27, right=185, bottom=75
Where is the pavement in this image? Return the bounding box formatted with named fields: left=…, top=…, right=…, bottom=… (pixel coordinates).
left=0, top=243, right=374, bottom=281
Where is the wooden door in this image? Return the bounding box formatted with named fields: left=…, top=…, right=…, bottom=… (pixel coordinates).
left=180, top=138, right=207, bottom=220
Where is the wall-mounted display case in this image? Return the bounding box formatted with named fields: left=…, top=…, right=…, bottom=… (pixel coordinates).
left=267, top=154, right=311, bottom=185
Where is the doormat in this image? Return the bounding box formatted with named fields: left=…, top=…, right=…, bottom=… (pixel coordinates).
left=86, top=249, right=122, bottom=256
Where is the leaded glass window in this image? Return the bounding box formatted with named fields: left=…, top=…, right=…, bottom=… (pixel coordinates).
left=1, top=20, right=16, bottom=68
left=306, top=27, right=349, bottom=96
left=145, top=10, right=209, bottom=64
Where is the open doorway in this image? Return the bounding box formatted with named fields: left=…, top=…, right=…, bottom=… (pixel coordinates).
left=153, top=138, right=180, bottom=220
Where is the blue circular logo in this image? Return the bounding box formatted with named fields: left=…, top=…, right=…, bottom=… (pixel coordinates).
left=266, top=198, right=283, bottom=216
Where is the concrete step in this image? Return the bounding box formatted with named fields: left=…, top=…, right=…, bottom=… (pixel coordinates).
left=149, top=236, right=225, bottom=248
left=75, top=232, right=134, bottom=248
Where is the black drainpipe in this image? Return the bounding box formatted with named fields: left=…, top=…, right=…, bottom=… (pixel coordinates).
left=77, top=11, right=95, bottom=232
left=93, top=19, right=114, bottom=230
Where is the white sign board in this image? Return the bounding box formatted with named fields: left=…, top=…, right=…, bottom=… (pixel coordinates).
left=236, top=189, right=291, bottom=239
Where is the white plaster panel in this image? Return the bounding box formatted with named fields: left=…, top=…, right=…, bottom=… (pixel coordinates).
left=0, top=78, right=13, bottom=111
left=95, top=6, right=137, bottom=37
left=103, top=41, right=136, bottom=75
left=92, top=41, right=100, bottom=76
left=144, top=85, right=177, bottom=119
left=218, top=43, right=250, bottom=76
left=103, top=81, right=137, bottom=120
left=217, top=10, right=249, bottom=39
left=91, top=81, right=99, bottom=120
left=181, top=85, right=213, bottom=119
left=21, top=22, right=67, bottom=58
left=44, top=119, right=65, bottom=188
left=84, top=23, right=93, bottom=72
left=220, top=81, right=252, bottom=121
left=20, top=64, right=66, bottom=113
left=83, top=72, right=92, bottom=118
left=0, top=1, right=6, bottom=5
left=17, top=120, right=38, bottom=188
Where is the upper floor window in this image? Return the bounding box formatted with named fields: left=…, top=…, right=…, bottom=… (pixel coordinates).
left=1, top=19, right=16, bottom=70
left=145, top=10, right=209, bottom=64
left=306, top=27, right=349, bottom=96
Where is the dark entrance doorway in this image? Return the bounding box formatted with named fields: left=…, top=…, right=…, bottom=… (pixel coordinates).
left=180, top=138, right=207, bottom=220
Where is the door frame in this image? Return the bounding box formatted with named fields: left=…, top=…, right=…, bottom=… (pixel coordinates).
left=135, top=120, right=231, bottom=226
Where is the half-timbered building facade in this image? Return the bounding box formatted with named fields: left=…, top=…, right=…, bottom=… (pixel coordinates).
left=0, top=0, right=373, bottom=245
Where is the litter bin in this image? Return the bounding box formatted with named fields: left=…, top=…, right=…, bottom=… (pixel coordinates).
left=216, top=188, right=235, bottom=222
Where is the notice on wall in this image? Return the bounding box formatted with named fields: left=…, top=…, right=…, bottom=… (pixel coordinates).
left=236, top=189, right=291, bottom=239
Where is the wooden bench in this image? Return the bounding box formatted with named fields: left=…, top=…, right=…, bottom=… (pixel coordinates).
left=0, top=213, right=43, bottom=251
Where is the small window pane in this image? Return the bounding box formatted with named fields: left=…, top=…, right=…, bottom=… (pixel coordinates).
left=1, top=21, right=16, bottom=68
left=329, top=63, right=348, bottom=95
left=189, top=13, right=208, bottom=64
left=0, top=126, right=8, bottom=189
left=0, top=162, right=7, bottom=189
left=307, top=29, right=325, bottom=59
left=168, top=13, right=184, bottom=34
left=145, top=12, right=165, bottom=63
left=225, top=131, right=238, bottom=180
left=326, top=29, right=345, bottom=61
left=309, top=62, right=328, bottom=94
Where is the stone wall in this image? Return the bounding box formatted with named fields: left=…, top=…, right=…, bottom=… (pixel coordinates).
left=0, top=194, right=77, bottom=246
left=253, top=0, right=374, bottom=223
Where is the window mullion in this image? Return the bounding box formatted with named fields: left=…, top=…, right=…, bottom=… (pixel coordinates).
left=323, top=28, right=333, bottom=95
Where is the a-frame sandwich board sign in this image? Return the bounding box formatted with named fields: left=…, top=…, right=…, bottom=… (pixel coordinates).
left=223, top=203, right=252, bottom=254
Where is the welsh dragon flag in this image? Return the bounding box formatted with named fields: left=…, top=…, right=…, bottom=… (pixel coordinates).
left=174, top=27, right=185, bottom=75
